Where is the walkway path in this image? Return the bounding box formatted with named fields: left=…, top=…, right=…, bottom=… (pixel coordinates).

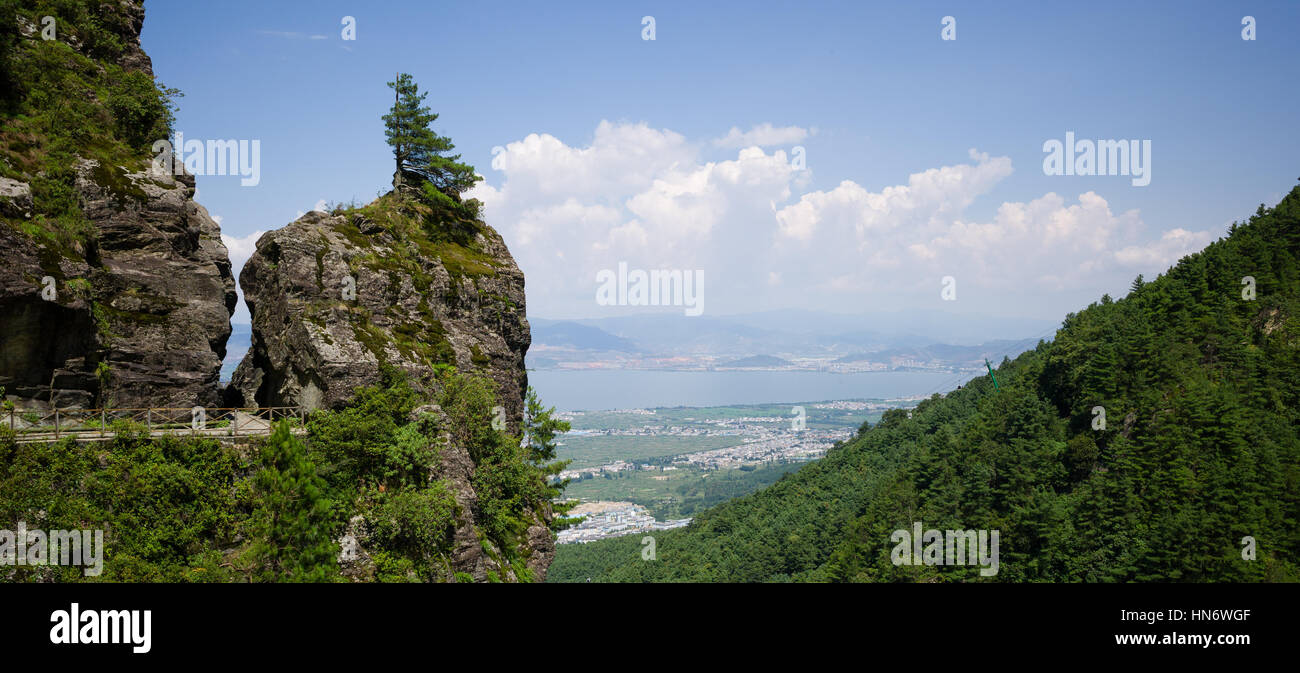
left=5, top=407, right=305, bottom=444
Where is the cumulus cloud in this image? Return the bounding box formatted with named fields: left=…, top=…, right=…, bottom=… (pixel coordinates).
left=222, top=230, right=264, bottom=273
left=775, top=149, right=1014, bottom=245
left=1115, top=228, right=1214, bottom=268
left=470, top=122, right=1211, bottom=320
left=713, top=123, right=812, bottom=149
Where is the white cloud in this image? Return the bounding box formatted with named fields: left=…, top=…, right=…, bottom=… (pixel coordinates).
left=713, top=123, right=812, bottom=149
left=1115, top=228, right=1213, bottom=268
left=471, top=122, right=1209, bottom=319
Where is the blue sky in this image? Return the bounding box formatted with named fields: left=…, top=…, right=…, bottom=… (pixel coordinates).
left=141, top=1, right=1300, bottom=326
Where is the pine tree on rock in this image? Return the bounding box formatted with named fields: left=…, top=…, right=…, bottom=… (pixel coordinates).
left=383, top=72, right=480, bottom=212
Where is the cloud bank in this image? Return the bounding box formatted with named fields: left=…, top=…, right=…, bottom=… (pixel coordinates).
left=469, top=121, right=1215, bottom=320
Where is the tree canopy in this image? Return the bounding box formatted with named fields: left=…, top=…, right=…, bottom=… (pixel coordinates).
left=383, top=72, right=479, bottom=205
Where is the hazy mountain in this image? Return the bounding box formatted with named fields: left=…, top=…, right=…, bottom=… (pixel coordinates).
left=530, top=310, right=1056, bottom=359
left=531, top=321, right=640, bottom=353
left=717, top=355, right=792, bottom=368
left=220, top=323, right=253, bottom=383
left=835, top=338, right=1045, bottom=367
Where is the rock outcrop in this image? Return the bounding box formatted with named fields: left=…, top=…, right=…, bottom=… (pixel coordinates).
left=0, top=1, right=236, bottom=409
left=233, top=197, right=547, bottom=580
left=0, top=164, right=236, bottom=409
left=227, top=198, right=531, bottom=432
left=333, top=401, right=556, bottom=583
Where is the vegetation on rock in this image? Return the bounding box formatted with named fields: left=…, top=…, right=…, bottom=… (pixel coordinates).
left=0, top=0, right=179, bottom=254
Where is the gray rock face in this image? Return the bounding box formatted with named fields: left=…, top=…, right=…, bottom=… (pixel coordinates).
left=227, top=205, right=531, bottom=432
left=422, top=404, right=554, bottom=582
left=0, top=177, right=33, bottom=219
left=1, top=0, right=235, bottom=410
left=233, top=204, right=547, bottom=581
left=0, top=163, right=236, bottom=409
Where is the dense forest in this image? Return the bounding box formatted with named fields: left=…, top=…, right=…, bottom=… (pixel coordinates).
left=549, top=187, right=1300, bottom=582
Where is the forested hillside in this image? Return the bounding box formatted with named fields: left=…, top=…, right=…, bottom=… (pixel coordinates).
left=549, top=187, right=1300, bottom=582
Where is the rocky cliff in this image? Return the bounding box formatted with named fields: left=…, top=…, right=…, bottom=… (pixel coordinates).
left=0, top=1, right=236, bottom=409
left=230, top=194, right=545, bottom=580
left=227, top=195, right=531, bottom=431
left=1, top=1, right=552, bottom=582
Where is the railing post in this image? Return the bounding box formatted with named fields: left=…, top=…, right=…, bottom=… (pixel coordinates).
left=101, top=409, right=106, bottom=438
left=147, top=409, right=151, bottom=433
left=54, top=409, right=59, bottom=439
left=233, top=409, right=240, bottom=437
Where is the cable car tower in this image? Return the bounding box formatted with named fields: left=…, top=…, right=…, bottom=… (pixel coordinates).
left=984, top=358, right=1000, bottom=390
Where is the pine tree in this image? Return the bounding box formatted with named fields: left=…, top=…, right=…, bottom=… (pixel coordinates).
left=383, top=73, right=479, bottom=200
left=522, top=387, right=574, bottom=528
left=253, top=421, right=339, bottom=582
left=1130, top=274, right=1145, bottom=294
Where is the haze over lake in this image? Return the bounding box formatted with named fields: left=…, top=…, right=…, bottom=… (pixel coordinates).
left=528, top=369, right=969, bottom=411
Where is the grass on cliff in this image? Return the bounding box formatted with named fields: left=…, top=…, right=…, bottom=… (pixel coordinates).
left=0, top=0, right=181, bottom=257
left=298, top=191, right=510, bottom=371
left=331, top=191, right=501, bottom=280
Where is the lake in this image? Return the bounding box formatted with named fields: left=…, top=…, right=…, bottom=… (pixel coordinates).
left=527, top=369, right=972, bottom=411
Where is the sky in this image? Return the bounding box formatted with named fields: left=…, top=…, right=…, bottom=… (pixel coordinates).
left=140, top=1, right=1300, bottom=330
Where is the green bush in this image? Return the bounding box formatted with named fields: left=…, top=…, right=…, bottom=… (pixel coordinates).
left=0, top=428, right=252, bottom=582
left=106, top=69, right=175, bottom=149
left=366, top=484, right=458, bottom=558
left=1, top=364, right=569, bottom=582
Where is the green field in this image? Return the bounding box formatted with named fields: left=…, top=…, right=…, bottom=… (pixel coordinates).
left=563, top=461, right=806, bottom=520
left=558, top=434, right=747, bottom=470
left=564, top=401, right=892, bottom=434
left=553, top=400, right=908, bottom=519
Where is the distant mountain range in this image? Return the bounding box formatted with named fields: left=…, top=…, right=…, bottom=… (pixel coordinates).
left=834, top=338, right=1045, bottom=367
left=220, top=311, right=1057, bottom=378
left=220, top=323, right=252, bottom=382
left=527, top=309, right=1056, bottom=365
left=531, top=321, right=639, bottom=353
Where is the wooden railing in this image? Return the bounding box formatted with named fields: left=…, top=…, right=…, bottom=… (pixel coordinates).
left=4, top=406, right=304, bottom=443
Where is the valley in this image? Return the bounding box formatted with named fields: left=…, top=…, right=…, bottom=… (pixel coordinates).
left=552, top=398, right=919, bottom=541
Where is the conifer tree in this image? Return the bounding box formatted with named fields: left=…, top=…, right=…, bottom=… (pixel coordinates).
left=383, top=72, right=479, bottom=200
left=253, top=421, right=339, bottom=582
left=522, top=387, right=575, bottom=528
